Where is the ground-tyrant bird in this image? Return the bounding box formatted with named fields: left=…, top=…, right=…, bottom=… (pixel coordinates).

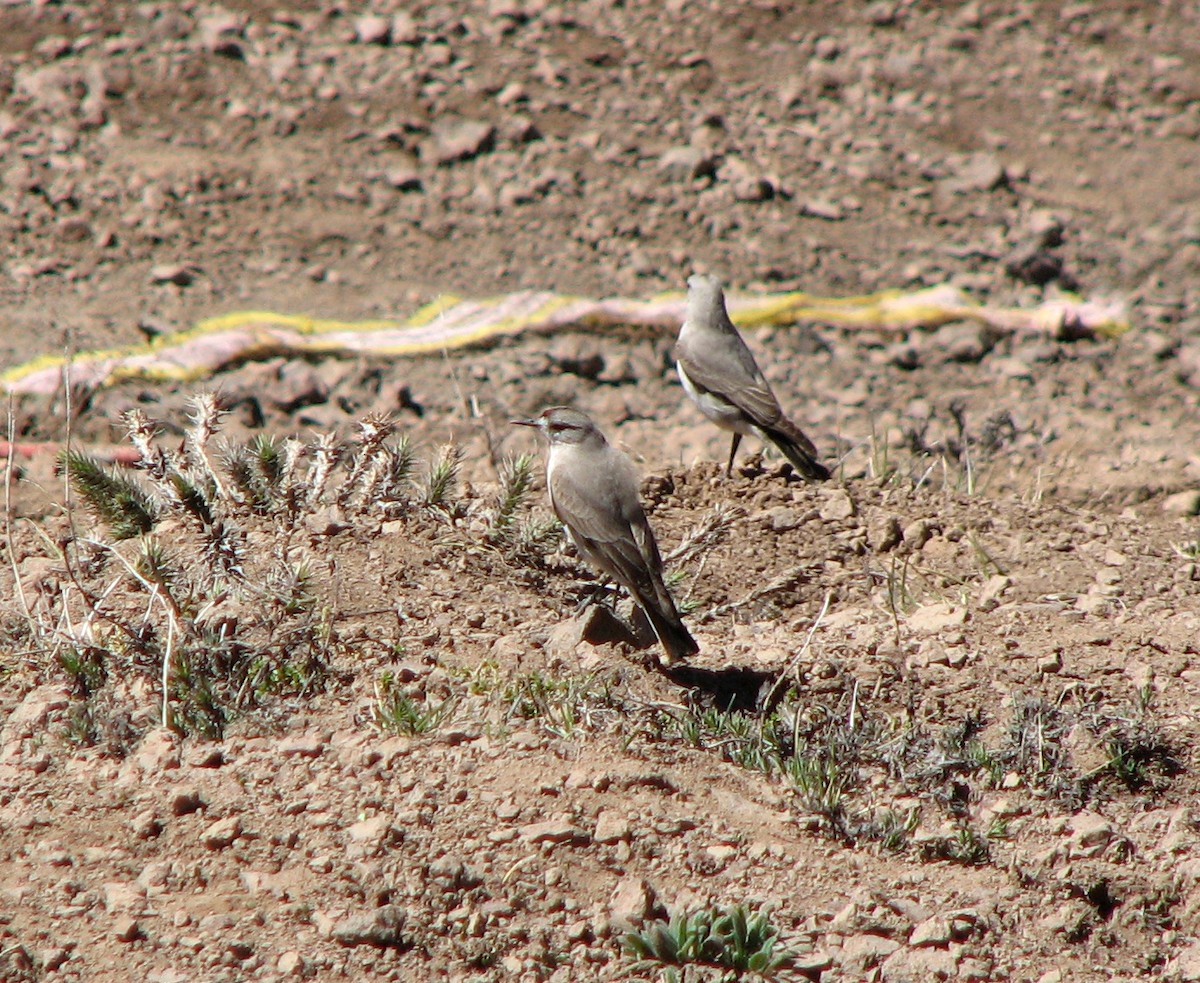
left=511, top=406, right=699, bottom=665
left=675, top=273, right=831, bottom=481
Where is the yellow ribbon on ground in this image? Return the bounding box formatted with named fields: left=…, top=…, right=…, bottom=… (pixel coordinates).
left=1, top=284, right=1129, bottom=396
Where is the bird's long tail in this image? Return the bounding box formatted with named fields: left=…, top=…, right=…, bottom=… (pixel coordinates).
left=638, top=593, right=699, bottom=665
left=762, top=420, right=831, bottom=482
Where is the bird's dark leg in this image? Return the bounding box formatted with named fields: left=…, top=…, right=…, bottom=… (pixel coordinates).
left=574, top=577, right=616, bottom=614
left=725, top=433, right=742, bottom=477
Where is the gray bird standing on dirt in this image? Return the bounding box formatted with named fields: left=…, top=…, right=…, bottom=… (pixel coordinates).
left=512, top=406, right=699, bottom=665
left=675, top=273, right=831, bottom=481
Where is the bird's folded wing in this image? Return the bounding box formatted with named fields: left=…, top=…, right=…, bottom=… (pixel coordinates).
left=675, top=337, right=783, bottom=429
left=550, top=474, right=659, bottom=593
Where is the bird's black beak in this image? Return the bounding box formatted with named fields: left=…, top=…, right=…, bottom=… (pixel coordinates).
left=510, top=417, right=538, bottom=428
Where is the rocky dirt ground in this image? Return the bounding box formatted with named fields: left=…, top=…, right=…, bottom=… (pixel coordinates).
left=1, top=1, right=1200, bottom=981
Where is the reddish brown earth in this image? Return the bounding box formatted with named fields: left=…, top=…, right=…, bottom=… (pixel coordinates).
left=1, top=2, right=1200, bottom=981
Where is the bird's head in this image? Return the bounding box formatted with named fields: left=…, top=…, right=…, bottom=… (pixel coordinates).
left=510, top=406, right=605, bottom=447
left=685, top=273, right=730, bottom=326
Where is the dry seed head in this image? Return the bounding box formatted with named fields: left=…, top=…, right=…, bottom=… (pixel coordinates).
left=185, top=392, right=227, bottom=450
left=341, top=414, right=401, bottom=509
left=355, top=412, right=397, bottom=451
left=305, top=432, right=341, bottom=510
left=121, top=408, right=173, bottom=480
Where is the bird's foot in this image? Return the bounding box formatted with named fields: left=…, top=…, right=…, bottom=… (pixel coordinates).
left=572, top=580, right=617, bottom=614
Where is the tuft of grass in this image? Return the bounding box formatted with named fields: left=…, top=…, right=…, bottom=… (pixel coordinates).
left=784, top=747, right=846, bottom=820
left=340, top=413, right=404, bottom=510
left=488, top=453, right=537, bottom=545
left=59, top=448, right=159, bottom=539
left=501, top=671, right=615, bottom=738
left=374, top=673, right=457, bottom=736
left=868, top=808, right=920, bottom=853
left=59, top=646, right=106, bottom=698
left=424, top=443, right=464, bottom=507
left=224, top=434, right=284, bottom=512
left=36, top=400, right=494, bottom=745
left=916, top=823, right=992, bottom=866
left=169, top=471, right=215, bottom=528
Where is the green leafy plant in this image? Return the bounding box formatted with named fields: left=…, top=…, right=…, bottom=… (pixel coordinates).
left=623, top=903, right=797, bottom=981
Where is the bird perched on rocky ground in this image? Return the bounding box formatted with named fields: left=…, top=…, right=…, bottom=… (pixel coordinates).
left=675, top=273, right=831, bottom=481
left=511, top=406, right=699, bottom=665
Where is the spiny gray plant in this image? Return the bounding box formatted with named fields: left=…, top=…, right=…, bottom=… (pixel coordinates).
left=338, top=413, right=399, bottom=509
left=305, top=432, right=341, bottom=509
left=51, top=396, right=469, bottom=742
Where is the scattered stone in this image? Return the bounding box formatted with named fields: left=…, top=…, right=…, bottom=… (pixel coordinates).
left=1162, top=489, right=1200, bottom=516
left=135, top=729, right=181, bottom=773
left=881, top=946, right=957, bottom=981
left=1, top=685, right=70, bottom=745
left=594, top=809, right=630, bottom=844
left=149, top=263, right=198, bottom=286
left=977, top=574, right=1011, bottom=609
left=839, top=933, right=903, bottom=972
left=427, top=118, right=495, bottom=165
left=391, top=11, right=419, bottom=44
left=354, top=15, right=392, bottom=44
left=1006, top=243, right=1068, bottom=286
left=171, top=790, right=204, bottom=816
left=658, top=146, right=716, bottom=181
left=765, top=506, right=806, bottom=533
left=910, top=915, right=953, bottom=946
left=518, top=819, right=589, bottom=845
left=902, top=519, right=934, bottom=550
left=383, top=163, right=422, bottom=192
left=817, top=489, right=856, bottom=521
left=328, top=905, right=408, bottom=947
left=941, top=151, right=1008, bottom=194
left=113, top=916, right=141, bottom=943
left=346, top=815, right=402, bottom=857
left=280, top=734, right=328, bottom=758
left=1037, top=650, right=1063, bottom=674
left=130, top=810, right=163, bottom=840
left=39, top=947, right=69, bottom=972
left=927, top=322, right=994, bottom=363
left=201, top=816, right=242, bottom=850
left=800, top=197, right=847, bottom=220
left=269, top=362, right=330, bottom=412
left=869, top=515, right=904, bottom=552
left=185, top=745, right=225, bottom=768
left=1068, top=811, right=1113, bottom=855
left=906, top=602, right=968, bottom=633
left=1166, top=938, right=1200, bottom=981
left=609, top=877, right=664, bottom=932
left=103, top=880, right=146, bottom=912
